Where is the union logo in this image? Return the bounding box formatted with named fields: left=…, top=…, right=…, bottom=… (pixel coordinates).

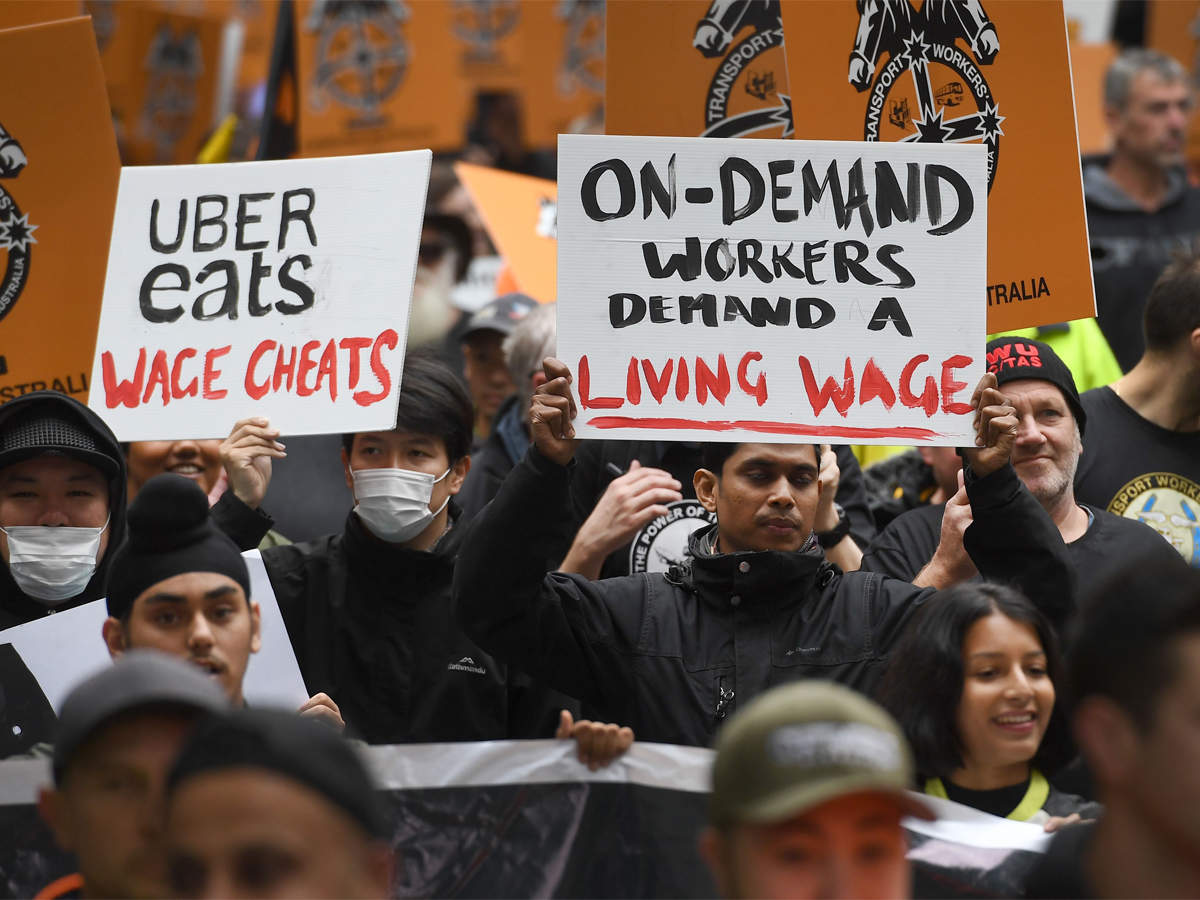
left=0, top=123, right=35, bottom=324
left=693, top=0, right=793, bottom=139
left=451, top=0, right=520, bottom=64
left=1109, top=472, right=1200, bottom=566
left=306, top=0, right=410, bottom=119
left=848, top=0, right=1004, bottom=189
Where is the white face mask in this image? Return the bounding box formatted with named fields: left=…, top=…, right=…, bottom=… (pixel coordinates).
left=352, top=468, right=451, bottom=543
left=1, top=517, right=109, bottom=606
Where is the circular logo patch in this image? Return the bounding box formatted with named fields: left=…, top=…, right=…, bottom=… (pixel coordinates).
left=1108, top=472, right=1200, bottom=566
left=629, top=499, right=715, bottom=574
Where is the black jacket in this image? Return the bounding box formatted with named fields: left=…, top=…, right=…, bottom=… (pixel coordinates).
left=261, top=505, right=568, bottom=744
left=0, top=392, right=127, bottom=629
left=453, top=448, right=1075, bottom=747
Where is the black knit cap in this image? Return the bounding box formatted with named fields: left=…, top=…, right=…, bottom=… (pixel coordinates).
left=984, top=336, right=1087, bottom=436
left=105, top=474, right=250, bottom=619
left=0, top=392, right=121, bottom=479
left=167, top=707, right=387, bottom=839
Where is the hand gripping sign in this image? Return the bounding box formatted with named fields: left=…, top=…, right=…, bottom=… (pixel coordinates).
left=89, top=151, right=431, bottom=440
left=555, top=135, right=987, bottom=445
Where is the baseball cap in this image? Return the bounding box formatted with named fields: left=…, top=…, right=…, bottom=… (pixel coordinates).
left=984, top=336, right=1087, bottom=436
left=167, top=707, right=387, bottom=840
left=460, top=293, right=535, bottom=341
left=0, top=392, right=122, bottom=479
left=53, top=651, right=228, bottom=783
left=709, top=681, right=933, bottom=827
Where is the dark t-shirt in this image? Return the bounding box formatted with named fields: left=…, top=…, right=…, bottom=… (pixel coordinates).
left=862, top=501, right=1181, bottom=597
left=1075, top=386, right=1200, bottom=566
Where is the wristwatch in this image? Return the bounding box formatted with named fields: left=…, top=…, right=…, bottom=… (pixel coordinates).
left=816, top=503, right=851, bottom=548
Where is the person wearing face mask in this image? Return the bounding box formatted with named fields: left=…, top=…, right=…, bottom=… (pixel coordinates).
left=0, top=391, right=127, bottom=628
left=247, top=350, right=578, bottom=745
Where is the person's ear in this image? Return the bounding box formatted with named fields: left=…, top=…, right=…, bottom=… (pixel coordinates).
left=1188, top=326, right=1200, bottom=364
left=341, top=446, right=355, bottom=496
left=38, top=787, right=73, bottom=852
left=1074, top=696, right=1139, bottom=788
left=1103, top=102, right=1123, bottom=133
left=448, top=455, right=471, bottom=495
left=101, top=616, right=128, bottom=659
left=249, top=601, right=262, bottom=655
left=694, top=468, right=719, bottom=515
left=698, top=827, right=734, bottom=899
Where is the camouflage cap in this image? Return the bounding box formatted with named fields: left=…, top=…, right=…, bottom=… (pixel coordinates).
left=709, top=681, right=934, bottom=826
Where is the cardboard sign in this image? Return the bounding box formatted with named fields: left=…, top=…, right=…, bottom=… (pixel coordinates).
left=294, top=0, right=470, bottom=156
left=0, top=551, right=308, bottom=712
left=1145, top=0, right=1200, bottom=171
left=0, top=0, right=80, bottom=29
left=556, top=135, right=987, bottom=445
left=522, top=0, right=605, bottom=148
left=0, top=17, right=120, bottom=407
left=780, top=0, right=1095, bottom=334
left=455, top=162, right=557, bottom=304
left=448, top=0, right=523, bottom=92
left=89, top=150, right=430, bottom=441
left=606, top=0, right=792, bottom=140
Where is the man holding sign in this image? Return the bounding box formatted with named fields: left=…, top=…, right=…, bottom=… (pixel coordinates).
left=452, top=358, right=1074, bottom=748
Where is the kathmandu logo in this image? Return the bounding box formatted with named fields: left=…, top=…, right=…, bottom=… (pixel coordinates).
left=306, top=0, right=410, bottom=120
left=0, top=124, right=35, bottom=324
left=693, top=0, right=793, bottom=138
left=448, top=656, right=487, bottom=675
left=849, top=0, right=1004, bottom=190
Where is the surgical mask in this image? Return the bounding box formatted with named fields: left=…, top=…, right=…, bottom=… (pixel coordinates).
left=1, top=517, right=109, bottom=605
left=352, top=468, right=451, bottom=543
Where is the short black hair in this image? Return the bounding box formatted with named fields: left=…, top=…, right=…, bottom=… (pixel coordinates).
left=700, top=442, right=820, bottom=475
left=1143, top=248, right=1200, bottom=352
left=877, top=583, right=1073, bottom=779
left=1068, top=556, right=1200, bottom=730
left=341, top=350, right=473, bottom=463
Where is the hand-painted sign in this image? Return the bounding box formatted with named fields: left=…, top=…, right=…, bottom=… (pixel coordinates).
left=780, top=0, right=1094, bottom=333
left=556, top=135, right=986, bottom=445
left=89, top=151, right=430, bottom=440
left=0, top=16, right=120, bottom=406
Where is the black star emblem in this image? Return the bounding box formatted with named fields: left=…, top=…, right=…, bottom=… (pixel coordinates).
left=914, top=108, right=954, bottom=143
left=903, top=31, right=931, bottom=69
left=978, top=103, right=1006, bottom=143
left=0, top=213, right=36, bottom=253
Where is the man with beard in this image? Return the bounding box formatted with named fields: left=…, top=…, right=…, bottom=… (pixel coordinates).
left=862, top=337, right=1180, bottom=594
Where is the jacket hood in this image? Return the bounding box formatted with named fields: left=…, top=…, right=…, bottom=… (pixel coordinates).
left=0, top=391, right=128, bottom=624
left=674, top=523, right=834, bottom=604
left=1083, top=159, right=1190, bottom=213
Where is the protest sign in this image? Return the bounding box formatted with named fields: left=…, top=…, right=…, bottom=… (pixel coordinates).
left=294, top=0, right=470, bottom=155
left=89, top=150, right=430, bottom=440
left=0, top=738, right=1050, bottom=900
left=0, top=17, right=120, bottom=407
left=556, top=135, right=987, bottom=445
left=0, top=0, right=80, bottom=29
left=455, top=162, right=557, bottom=304
left=1070, top=42, right=1117, bottom=156
left=606, top=0, right=792, bottom=140
left=1145, top=0, right=1200, bottom=172
left=446, top=0, right=524, bottom=93
left=0, top=550, right=308, bottom=716
left=780, top=0, right=1095, bottom=334
left=522, top=0, right=605, bottom=148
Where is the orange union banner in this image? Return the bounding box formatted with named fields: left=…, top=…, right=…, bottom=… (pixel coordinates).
left=606, top=0, right=793, bottom=139
left=781, top=0, right=1095, bottom=333
left=294, top=0, right=470, bottom=156
left=0, top=17, right=120, bottom=404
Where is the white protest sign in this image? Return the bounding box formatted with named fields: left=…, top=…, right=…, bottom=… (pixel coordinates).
left=556, top=135, right=987, bottom=445
left=89, top=151, right=431, bottom=440
left=0, top=550, right=308, bottom=712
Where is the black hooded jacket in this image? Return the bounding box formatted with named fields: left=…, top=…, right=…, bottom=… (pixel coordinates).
left=0, top=392, right=127, bottom=629
left=261, top=504, right=571, bottom=744
left=453, top=447, right=1076, bottom=747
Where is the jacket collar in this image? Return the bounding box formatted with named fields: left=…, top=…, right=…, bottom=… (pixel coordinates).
left=674, top=523, right=829, bottom=605
left=342, top=501, right=463, bottom=575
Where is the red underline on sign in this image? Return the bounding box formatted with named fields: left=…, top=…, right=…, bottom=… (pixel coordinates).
left=585, top=417, right=944, bottom=441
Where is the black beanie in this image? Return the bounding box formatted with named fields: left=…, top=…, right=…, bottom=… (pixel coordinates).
left=167, top=707, right=386, bottom=839
left=984, top=336, right=1087, bottom=437
left=106, top=474, right=250, bottom=619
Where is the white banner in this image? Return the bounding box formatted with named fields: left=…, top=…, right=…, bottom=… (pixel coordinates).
left=556, top=134, right=987, bottom=444
left=89, top=151, right=431, bottom=440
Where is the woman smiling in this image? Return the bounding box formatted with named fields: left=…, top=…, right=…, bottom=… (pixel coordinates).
left=877, top=583, right=1099, bottom=827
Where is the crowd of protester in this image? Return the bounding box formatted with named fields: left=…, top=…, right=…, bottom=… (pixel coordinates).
left=1, top=39, right=1199, bottom=900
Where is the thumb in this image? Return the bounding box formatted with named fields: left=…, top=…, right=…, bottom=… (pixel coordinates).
left=556, top=709, right=574, bottom=739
